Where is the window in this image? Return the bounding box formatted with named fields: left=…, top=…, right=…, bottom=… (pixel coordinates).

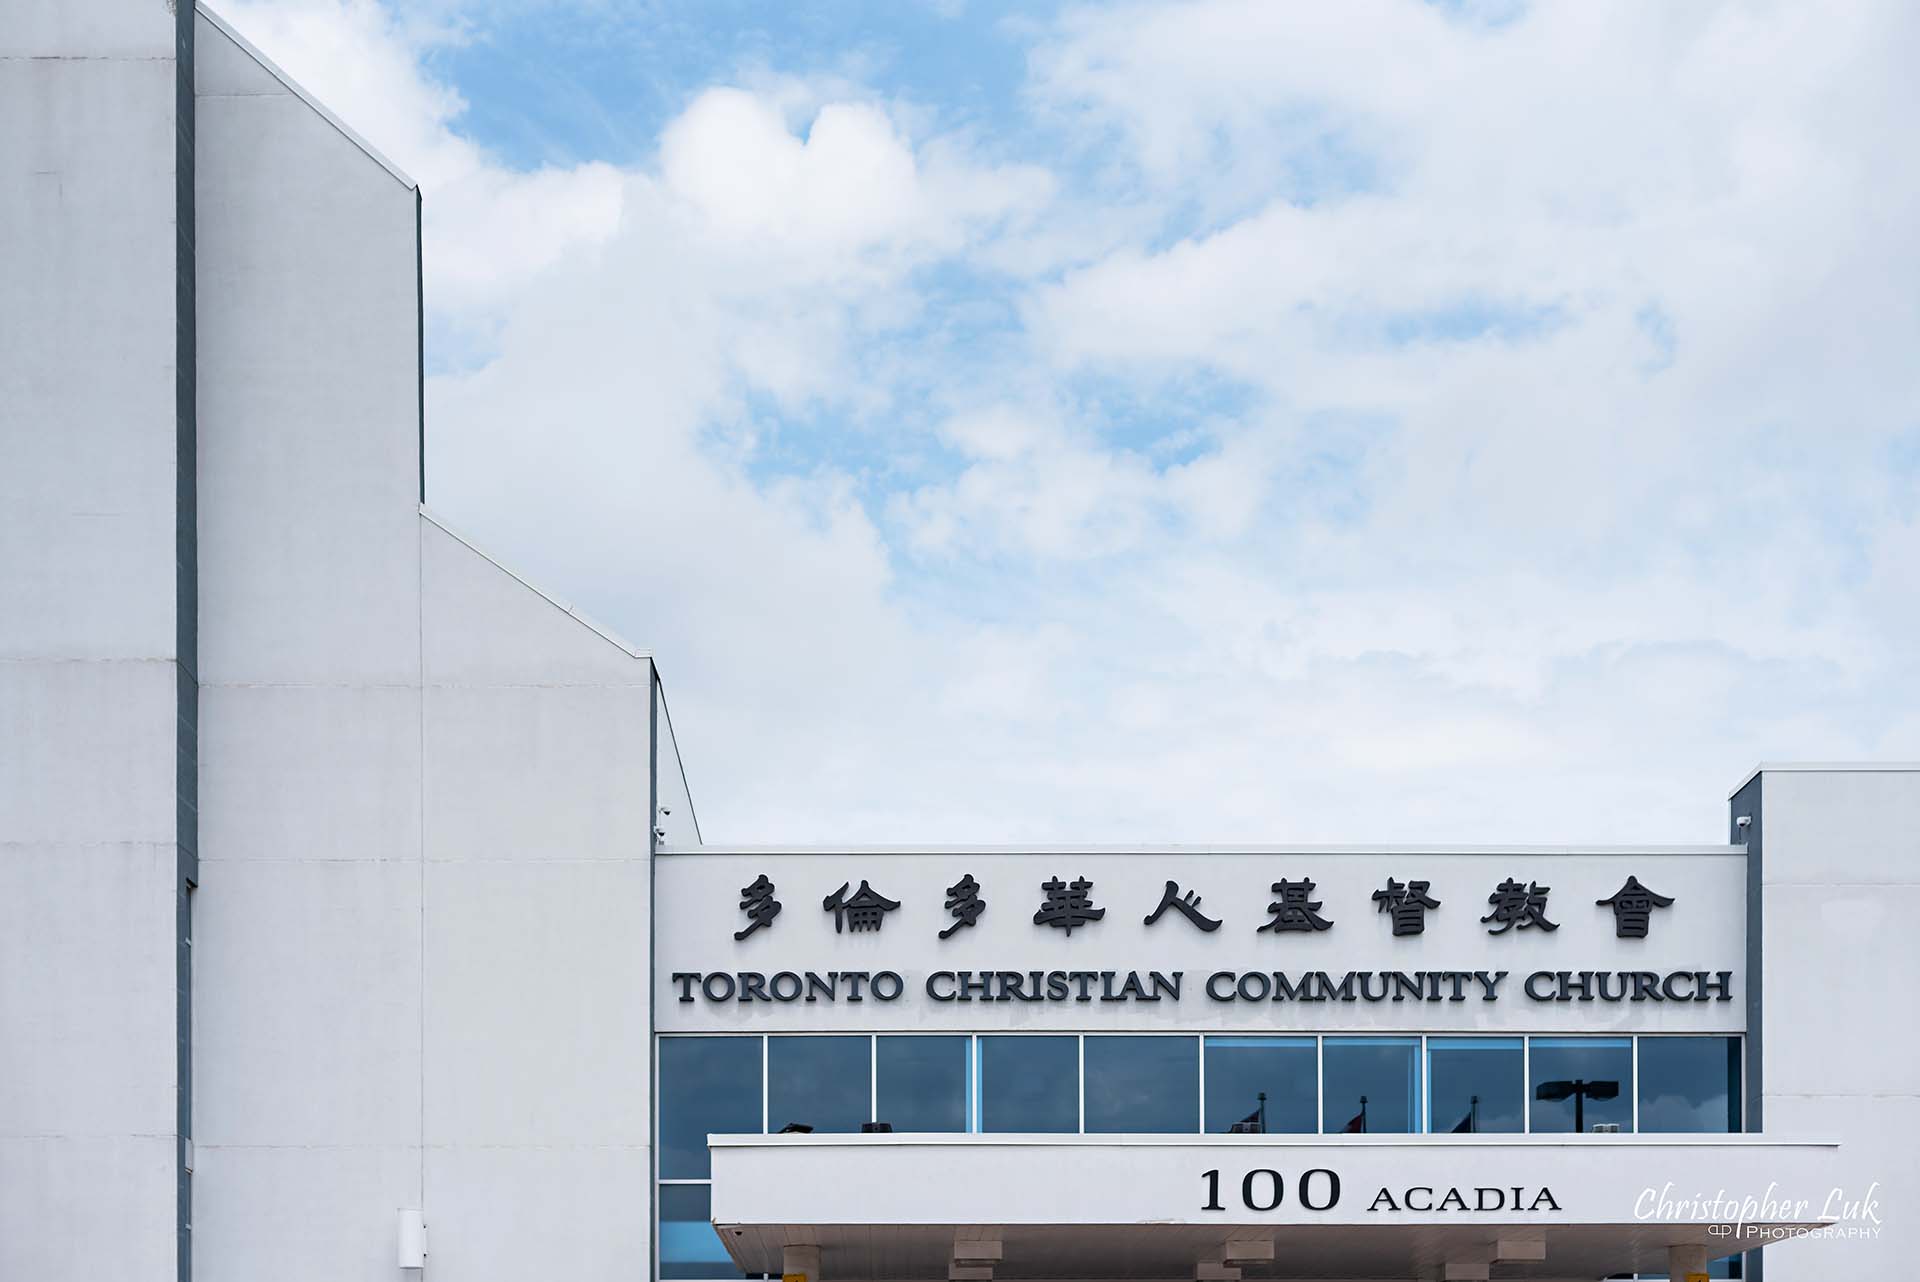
left=1084, top=1035, right=1198, bottom=1133
left=1639, top=1036, right=1741, bottom=1132
left=1322, top=1037, right=1420, bottom=1133
left=659, top=1184, right=740, bottom=1279
left=1427, top=1037, right=1523, bottom=1133
left=659, top=1036, right=762, bottom=1179
left=979, top=1035, right=1078, bottom=1132
left=876, top=1035, right=968, bottom=1133
left=768, top=1035, right=870, bottom=1134
left=1530, top=1037, right=1633, bottom=1134
left=1203, top=1037, right=1316, bottom=1134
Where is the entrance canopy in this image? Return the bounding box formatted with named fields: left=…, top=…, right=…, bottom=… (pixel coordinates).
left=709, top=1134, right=1841, bottom=1280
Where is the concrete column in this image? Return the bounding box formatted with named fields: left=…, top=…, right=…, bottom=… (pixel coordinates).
left=784, top=1243, right=822, bottom=1282
left=1668, top=1243, right=1709, bottom=1280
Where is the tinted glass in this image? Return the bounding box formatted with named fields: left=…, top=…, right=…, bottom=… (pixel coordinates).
left=1322, top=1037, right=1420, bottom=1133
left=1530, top=1037, right=1632, bottom=1133
left=1428, top=1037, right=1523, bottom=1133
left=659, top=1037, right=762, bottom=1179
left=1203, top=1037, right=1317, bottom=1134
left=980, top=1035, right=1078, bottom=1132
left=876, top=1036, right=968, bottom=1133
left=768, top=1035, right=870, bottom=1134
left=1639, top=1036, right=1742, bottom=1132
left=1084, top=1036, right=1198, bottom=1133
left=659, top=1183, right=741, bottom=1279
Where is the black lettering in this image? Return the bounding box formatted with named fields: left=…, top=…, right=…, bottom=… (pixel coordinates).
left=805, top=972, right=835, bottom=1002
left=1071, top=971, right=1099, bottom=1002
left=999, top=971, right=1028, bottom=1003
left=702, top=973, right=736, bottom=1001
left=871, top=971, right=904, bottom=1001
left=1319, top=971, right=1356, bottom=1002
left=1475, top=1187, right=1503, bottom=1211
left=1368, top=1187, right=1400, bottom=1212
left=1630, top=971, right=1661, bottom=1001
left=1237, top=972, right=1271, bottom=1002
left=768, top=971, right=802, bottom=1002
left=1206, top=971, right=1237, bottom=1001
left=1438, top=1188, right=1468, bottom=1211
left=1201, top=1169, right=1223, bottom=1211
left=1595, top=971, right=1628, bottom=1002
left=1241, top=1169, right=1283, bottom=1211
left=1149, top=971, right=1182, bottom=1001
left=1272, top=972, right=1309, bottom=1002
left=740, top=972, right=770, bottom=1003
left=957, top=971, right=992, bottom=1002
left=1473, top=970, right=1506, bottom=1000
left=1405, top=1186, right=1434, bottom=1212
left=1661, top=971, right=1693, bottom=1001
left=1299, top=1168, right=1340, bottom=1211
left=1047, top=971, right=1071, bottom=1001
left=1390, top=972, right=1426, bottom=1002
left=1531, top=1187, right=1562, bottom=1211
left=842, top=971, right=869, bottom=1001
left=1355, top=972, right=1388, bottom=1002
left=927, top=971, right=957, bottom=1002
left=672, top=973, right=698, bottom=1003
left=1700, top=970, right=1734, bottom=1002
left=1524, top=971, right=1556, bottom=1001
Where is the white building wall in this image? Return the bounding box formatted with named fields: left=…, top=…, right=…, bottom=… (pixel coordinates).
left=1741, top=765, right=1920, bottom=1281
left=0, top=1, right=189, bottom=1276
left=186, top=12, right=656, bottom=1280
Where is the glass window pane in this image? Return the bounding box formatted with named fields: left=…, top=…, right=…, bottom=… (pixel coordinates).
left=980, top=1035, right=1078, bottom=1133
left=1322, top=1037, right=1420, bottom=1133
left=1203, top=1037, right=1317, bottom=1134
left=1428, top=1037, right=1523, bottom=1134
left=768, top=1035, right=870, bottom=1134
left=1084, top=1035, right=1198, bottom=1133
left=1639, top=1036, right=1742, bottom=1133
left=1530, top=1037, right=1633, bottom=1133
left=659, top=1037, right=762, bottom=1179
left=660, top=1184, right=742, bottom=1279
left=876, top=1036, right=968, bottom=1133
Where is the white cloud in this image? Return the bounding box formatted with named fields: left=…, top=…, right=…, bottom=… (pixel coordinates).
left=220, top=0, right=1920, bottom=845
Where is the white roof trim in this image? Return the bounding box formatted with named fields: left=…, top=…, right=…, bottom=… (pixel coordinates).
left=1728, top=761, right=1920, bottom=799
left=196, top=2, right=418, bottom=191
left=419, top=506, right=652, bottom=662
left=659, top=844, right=1745, bottom=858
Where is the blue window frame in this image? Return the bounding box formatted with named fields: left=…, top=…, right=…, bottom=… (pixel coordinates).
left=1427, top=1037, right=1523, bottom=1134
left=1084, top=1035, right=1198, bottom=1133
left=1530, top=1037, right=1633, bottom=1133
left=1203, top=1037, right=1316, bottom=1134
left=659, top=1183, right=740, bottom=1279
left=1322, top=1036, right=1420, bottom=1133
left=1638, top=1036, right=1742, bottom=1132
left=876, top=1035, right=969, bottom=1133
left=979, top=1035, right=1079, bottom=1132
left=659, top=1036, right=763, bottom=1179
left=767, top=1035, right=870, bottom=1134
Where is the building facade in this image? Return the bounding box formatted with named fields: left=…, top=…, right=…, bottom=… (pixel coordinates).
left=2, top=3, right=1914, bottom=1280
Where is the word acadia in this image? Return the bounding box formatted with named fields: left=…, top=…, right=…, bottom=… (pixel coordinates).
left=670, top=967, right=1734, bottom=1004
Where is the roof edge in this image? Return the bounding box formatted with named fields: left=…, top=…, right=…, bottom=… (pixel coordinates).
left=196, top=2, right=419, bottom=191
left=419, top=506, right=652, bottom=663
left=659, top=843, right=1747, bottom=857
left=1728, top=761, right=1920, bottom=799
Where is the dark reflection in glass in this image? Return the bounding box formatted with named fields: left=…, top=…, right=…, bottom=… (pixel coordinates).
left=1322, top=1037, right=1420, bottom=1133
left=659, top=1036, right=762, bottom=1179
left=1639, top=1036, right=1742, bottom=1132
left=1084, top=1035, right=1198, bottom=1133
left=876, top=1035, right=968, bottom=1133
left=1427, top=1037, right=1523, bottom=1133
left=1203, top=1037, right=1317, bottom=1134
left=980, top=1035, right=1079, bottom=1132
left=768, top=1035, right=870, bottom=1133
left=1530, top=1037, right=1632, bottom=1133
left=659, top=1184, right=742, bottom=1279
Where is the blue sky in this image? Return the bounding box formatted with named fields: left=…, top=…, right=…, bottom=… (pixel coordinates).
left=225, top=0, right=1920, bottom=843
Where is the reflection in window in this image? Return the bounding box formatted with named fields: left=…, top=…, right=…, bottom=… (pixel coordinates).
left=1428, top=1037, right=1523, bottom=1133
left=1322, top=1037, right=1420, bottom=1133
left=1203, top=1037, right=1316, bottom=1134
left=876, top=1035, right=968, bottom=1133
left=659, top=1037, right=762, bottom=1179
left=659, top=1183, right=741, bottom=1279
left=980, top=1035, right=1079, bottom=1132
left=1084, top=1035, right=1198, bottom=1133
left=1639, top=1036, right=1742, bottom=1132
left=1531, top=1037, right=1633, bottom=1133
left=768, top=1035, right=870, bottom=1134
